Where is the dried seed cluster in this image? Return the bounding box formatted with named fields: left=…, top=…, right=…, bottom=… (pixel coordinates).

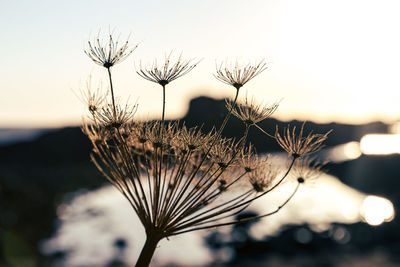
left=81, top=32, right=330, bottom=243
left=136, top=52, right=201, bottom=86
left=275, top=123, right=331, bottom=159
left=227, top=97, right=279, bottom=126
left=215, top=59, right=268, bottom=90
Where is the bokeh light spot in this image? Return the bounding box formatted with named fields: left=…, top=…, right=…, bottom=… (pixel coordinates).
left=360, top=196, right=395, bottom=226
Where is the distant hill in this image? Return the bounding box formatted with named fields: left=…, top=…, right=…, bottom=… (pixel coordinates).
left=0, top=128, right=52, bottom=146
left=182, top=96, right=388, bottom=150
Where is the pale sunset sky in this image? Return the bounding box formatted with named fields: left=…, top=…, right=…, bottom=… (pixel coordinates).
left=2, top=0, right=400, bottom=127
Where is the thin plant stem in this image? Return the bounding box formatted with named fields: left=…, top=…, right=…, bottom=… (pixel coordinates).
left=255, top=124, right=275, bottom=138
left=161, top=85, right=166, bottom=123
left=107, top=67, right=117, bottom=116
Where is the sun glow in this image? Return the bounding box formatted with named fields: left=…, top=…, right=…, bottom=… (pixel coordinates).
left=360, top=134, right=400, bottom=155
left=360, top=196, right=395, bottom=226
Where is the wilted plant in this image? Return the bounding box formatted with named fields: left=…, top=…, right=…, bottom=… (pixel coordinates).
left=81, top=31, right=330, bottom=267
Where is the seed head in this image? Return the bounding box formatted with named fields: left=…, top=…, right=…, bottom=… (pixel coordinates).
left=77, top=76, right=108, bottom=114
left=275, top=123, right=331, bottom=158
left=215, top=59, right=268, bottom=90
left=247, top=163, right=279, bottom=193
left=176, top=125, right=214, bottom=152
left=95, top=101, right=137, bottom=129
left=85, top=31, right=138, bottom=68
left=226, top=97, right=279, bottom=126
left=136, top=52, right=200, bottom=86
left=146, top=121, right=178, bottom=149
left=240, top=143, right=269, bottom=173
left=209, top=137, right=239, bottom=168
left=291, top=157, right=326, bottom=185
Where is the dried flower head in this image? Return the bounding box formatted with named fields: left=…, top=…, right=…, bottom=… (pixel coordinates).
left=177, top=125, right=214, bottom=152
left=215, top=59, right=268, bottom=90
left=145, top=121, right=178, bottom=149
left=85, top=31, right=138, bottom=68
left=136, top=52, right=200, bottom=86
left=209, top=137, right=239, bottom=168
left=77, top=76, right=108, bottom=114
left=95, top=101, right=137, bottom=129
left=247, top=163, right=279, bottom=192
left=240, top=143, right=269, bottom=173
left=226, top=97, right=279, bottom=126
left=292, top=157, right=326, bottom=184
left=275, top=123, right=331, bottom=158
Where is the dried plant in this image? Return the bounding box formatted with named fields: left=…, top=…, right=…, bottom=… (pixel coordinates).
left=85, top=31, right=139, bottom=117
left=95, top=101, right=137, bottom=129
left=239, top=143, right=269, bottom=173
left=247, top=162, right=279, bottom=192
left=81, top=32, right=330, bottom=267
left=215, top=59, right=268, bottom=90
left=227, top=97, right=279, bottom=126
left=85, top=31, right=138, bottom=69
left=136, top=52, right=200, bottom=123
left=76, top=76, right=108, bottom=115
left=136, top=52, right=201, bottom=86
left=275, top=122, right=331, bottom=159
left=291, top=156, right=327, bottom=184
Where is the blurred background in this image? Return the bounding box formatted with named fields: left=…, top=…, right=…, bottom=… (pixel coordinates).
left=1, top=0, right=400, bottom=266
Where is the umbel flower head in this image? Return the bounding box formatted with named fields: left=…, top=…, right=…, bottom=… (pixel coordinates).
left=176, top=124, right=215, bottom=152
left=95, top=100, right=137, bottom=129
left=291, top=156, right=326, bottom=184
left=275, top=122, right=331, bottom=159
left=226, top=97, right=279, bottom=126
left=75, top=76, right=108, bottom=114
left=239, top=143, right=269, bottom=173
left=85, top=31, right=138, bottom=68
left=136, top=52, right=200, bottom=86
left=215, top=59, right=268, bottom=90
left=247, top=163, right=279, bottom=192
left=208, top=137, right=240, bottom=168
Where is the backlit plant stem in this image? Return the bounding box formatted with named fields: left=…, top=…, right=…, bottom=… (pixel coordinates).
left=107, top=67, right=117, bottom=116
left=135, top=231, right=163, bottom=267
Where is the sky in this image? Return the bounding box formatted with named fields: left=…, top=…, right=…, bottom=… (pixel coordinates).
left=2, top=0, right=400, bottom=127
